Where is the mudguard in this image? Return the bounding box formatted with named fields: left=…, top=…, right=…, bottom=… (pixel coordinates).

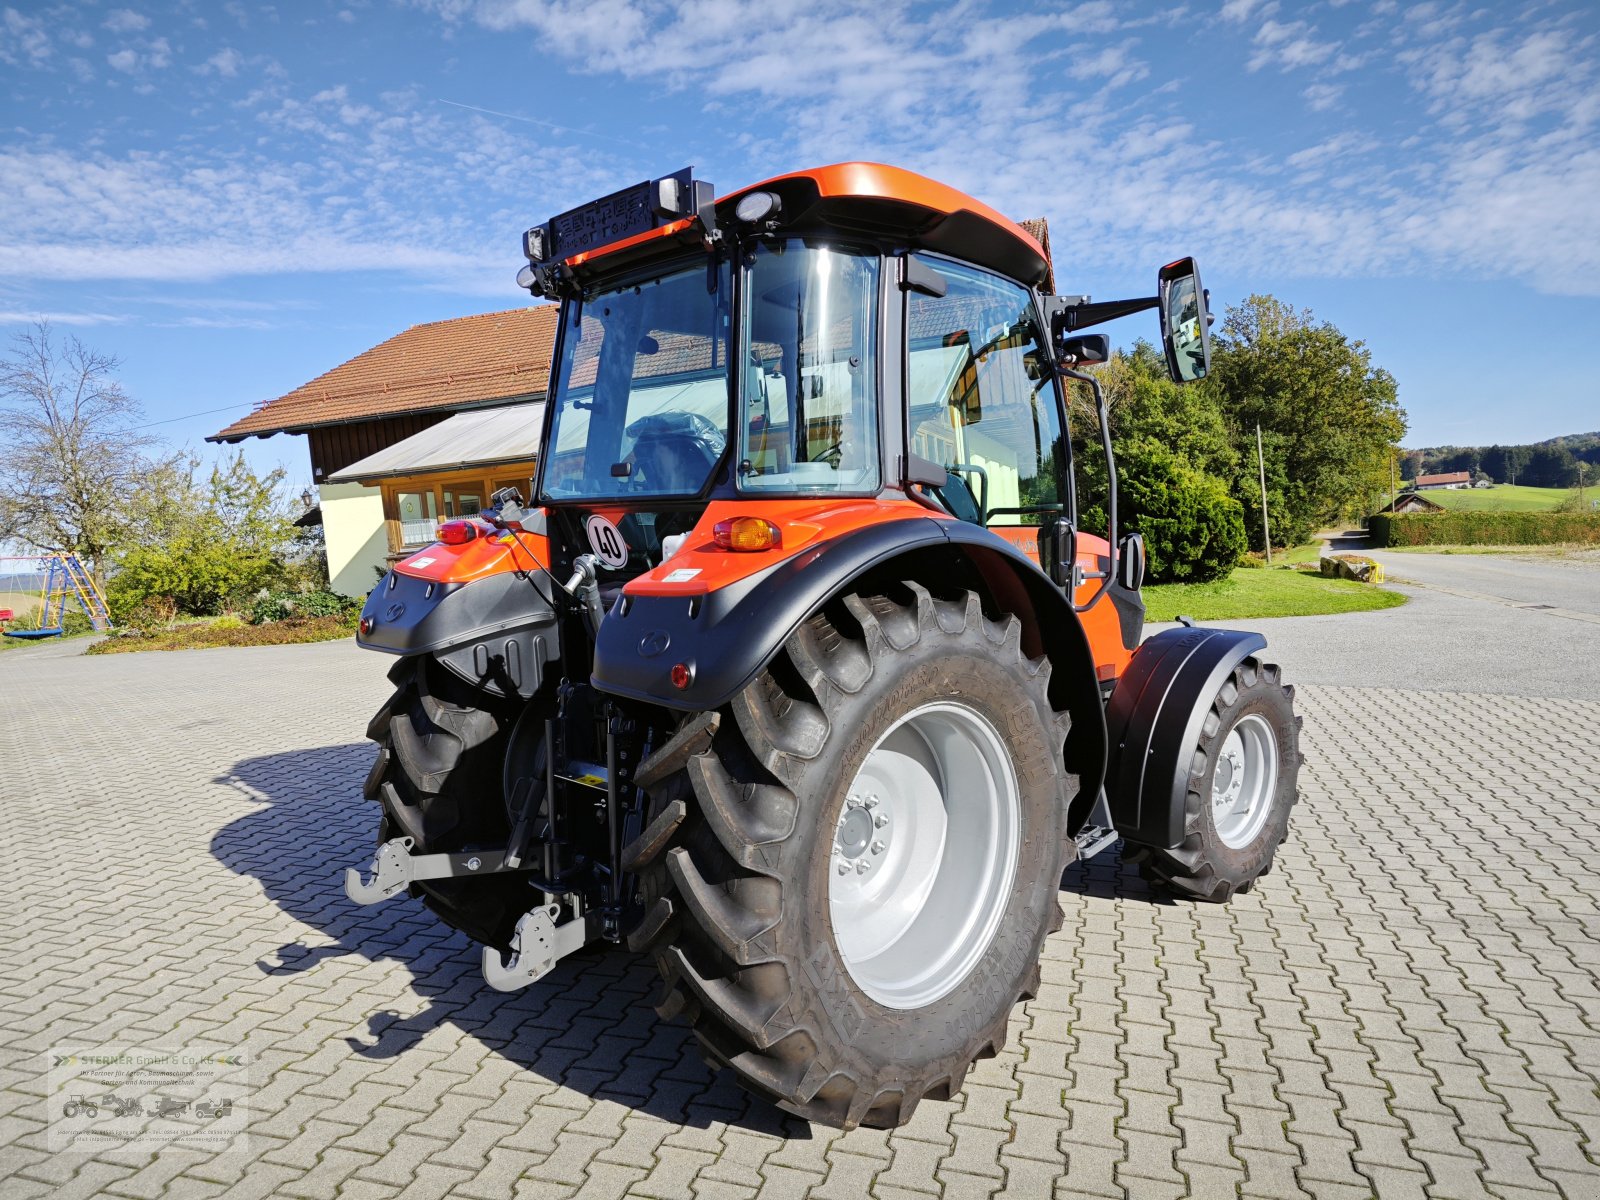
left=1103, top=625, right=1267, bottom=848
left=592, top=517, right=1110, bottom=812
left=357, top=568, right=559, bottom=699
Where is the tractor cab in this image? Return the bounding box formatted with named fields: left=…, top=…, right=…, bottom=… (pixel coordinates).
left=517, top=163, right=1211, bottom=676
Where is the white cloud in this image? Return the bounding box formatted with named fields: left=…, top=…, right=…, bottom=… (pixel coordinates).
left=413, top=0, right=1600, bottom=299
left=1302, top=82, right=1344, bottom=111
left=0, top=89, right=612, bottom=290
left=1248, top=19, right=1340, bottom=71
left=1220, top=0, right=1276, bottom=22
left=0, top=310, right=130, bottom=326
left=1, top=6, right=52, bottom=65
left=1067, top=42, right=1150, bottom=89
left=1286, top=132, right=1362, bottom=170
left=202, top=47, right=243, bottom=76
left=103, top=9, right=151, bottom=34
left=104, top=34, right=172, bottom=74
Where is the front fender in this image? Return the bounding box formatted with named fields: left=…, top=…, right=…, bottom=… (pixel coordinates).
left=1103, top=625, right=1267, bottom=848
left=357, top=568, right=559, bottom=699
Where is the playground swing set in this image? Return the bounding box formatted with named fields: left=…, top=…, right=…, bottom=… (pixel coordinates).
left=0, top=554, right=113, bottom=639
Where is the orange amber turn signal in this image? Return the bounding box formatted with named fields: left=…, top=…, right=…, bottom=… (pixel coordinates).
left=712, top=516, right=782, bottom=552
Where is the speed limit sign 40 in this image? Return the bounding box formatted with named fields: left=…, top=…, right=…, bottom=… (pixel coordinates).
left=584, top=514, right=630, bottom=568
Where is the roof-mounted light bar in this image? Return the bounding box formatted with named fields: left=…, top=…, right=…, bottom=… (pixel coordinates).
left=517, top=167, right=715, bottom=296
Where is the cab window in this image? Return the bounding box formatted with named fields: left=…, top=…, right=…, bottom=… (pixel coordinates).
left=906, top=257, right=1065, bottom=526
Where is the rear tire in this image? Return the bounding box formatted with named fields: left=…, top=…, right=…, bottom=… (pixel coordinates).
left=628, top=585, right=1079, bottom=1129
left=1125, top=656, right=1300, bottom=901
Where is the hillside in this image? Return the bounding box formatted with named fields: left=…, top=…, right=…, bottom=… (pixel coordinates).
left=1424, top=485, right=1576, bottom=512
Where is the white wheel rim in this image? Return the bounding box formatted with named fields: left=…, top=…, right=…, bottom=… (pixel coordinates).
left=828, top=701, right=1021, bottom=1011
left=1210, top=712, right=1279, bottom=849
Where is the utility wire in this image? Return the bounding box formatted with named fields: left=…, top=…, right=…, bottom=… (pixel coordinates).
left=127, top=402, right=253, bottom=431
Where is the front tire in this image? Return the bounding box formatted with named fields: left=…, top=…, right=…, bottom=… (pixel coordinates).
left=365, top=658, right=524, bottom=948
left=1125, top=656, right=1300, bottom=900
left=629, top=585, right=1079, bottom=1129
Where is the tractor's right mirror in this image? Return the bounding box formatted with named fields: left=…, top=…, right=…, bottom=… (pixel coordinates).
left=1158, top=257, right=1212, bottom=384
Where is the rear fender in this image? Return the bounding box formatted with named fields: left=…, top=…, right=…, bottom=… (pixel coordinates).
left=592, top=518, right=1109, bottom=818
left=1103, top=625, right=1267, bottom=848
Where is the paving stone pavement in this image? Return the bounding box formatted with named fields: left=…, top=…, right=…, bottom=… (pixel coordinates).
left=2, top=638, right=1600, bottom=1199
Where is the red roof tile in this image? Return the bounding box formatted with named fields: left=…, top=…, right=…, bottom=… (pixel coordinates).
left=1416, top=471, right=1472, bottom=485
left=210, top=306, right=559, bottom=442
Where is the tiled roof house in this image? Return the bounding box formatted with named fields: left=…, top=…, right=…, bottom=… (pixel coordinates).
left=210, top=306, right=557, bottom=594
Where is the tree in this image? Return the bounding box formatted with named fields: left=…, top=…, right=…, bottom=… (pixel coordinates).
left=1088, top=341, right=1239, bottom=481
left=1521, top=445, right=1580, bottom=489
left=0, top=321, right=177, bottom=583
left=107, top=451, right=302, bottom=617
left=1205, top=296, right=1406, bottom=546
left=1114, top=441, right=1246, bottom=583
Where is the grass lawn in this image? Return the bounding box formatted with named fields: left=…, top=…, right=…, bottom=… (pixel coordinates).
left=1144, top=567, right=1406, bottom=622
left=1412, top=485, right=1578, bottom=512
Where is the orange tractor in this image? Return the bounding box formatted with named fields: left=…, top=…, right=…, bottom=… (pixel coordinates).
left=346, top=163, right=1299, bottom=1128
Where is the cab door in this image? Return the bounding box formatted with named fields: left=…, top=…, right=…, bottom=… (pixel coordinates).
left=903, top=255, right=1068, bottom=561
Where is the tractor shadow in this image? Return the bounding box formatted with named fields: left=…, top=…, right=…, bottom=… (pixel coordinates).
left=210, top=742, right=802, bottom=1138
left=1059, top=842, right=1168, bottom=905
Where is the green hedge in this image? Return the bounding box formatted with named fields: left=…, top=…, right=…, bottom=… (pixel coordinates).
left=1370, top=511, right=1600, bottom=546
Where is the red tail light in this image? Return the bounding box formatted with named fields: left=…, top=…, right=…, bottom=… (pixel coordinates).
left=438, top=520, right=478, bottom=545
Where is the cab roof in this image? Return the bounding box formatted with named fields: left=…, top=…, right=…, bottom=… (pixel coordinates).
left=567, top=162, right=1052, bottom=291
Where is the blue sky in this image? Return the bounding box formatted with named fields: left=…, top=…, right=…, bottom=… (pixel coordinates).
left=3, top=0, right=1597, bottom=493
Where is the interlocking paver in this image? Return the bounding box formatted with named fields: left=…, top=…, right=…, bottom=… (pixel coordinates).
left=5, top=641, right=1600, bottom=1198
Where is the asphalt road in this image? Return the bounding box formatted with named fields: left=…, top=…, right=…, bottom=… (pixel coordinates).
left=1368, top=547, right=1600, bottom=616
left=1153, top=549, right=1600, bottom=701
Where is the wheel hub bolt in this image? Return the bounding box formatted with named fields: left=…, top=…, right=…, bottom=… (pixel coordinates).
left=836, top=861, right=850, bottom=875
left=870, top=840, right=885, bottom=855
left=874, top=814, right=888, bottom=828
left=855, top=860, right=870, bottom=874
left=865, top=795, right=879, bottom=808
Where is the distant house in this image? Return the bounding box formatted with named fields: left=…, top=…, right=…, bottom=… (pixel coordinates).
left=210, top=307, right=556, bottom=595
left=1415, top=471, right=1473, bottom=490
left=1375, top=492, right=1445, bottom=515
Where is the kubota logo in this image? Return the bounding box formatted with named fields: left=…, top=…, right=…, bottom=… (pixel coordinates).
left=383, top=602, right=405, bottom=621
left=638, top=630, right=671, bottom=657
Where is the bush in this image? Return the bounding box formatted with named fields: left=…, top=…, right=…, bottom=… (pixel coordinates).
left=1370, top=511, right=1600, bottom=546
left=1118, top=442, right=1248, bottom=583
left=118, top=595, right=178, bottom=636
left=248, top=589, right=352, bottom=624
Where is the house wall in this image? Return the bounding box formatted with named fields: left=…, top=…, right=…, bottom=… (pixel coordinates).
left=320, top=481, right=389, bottom=597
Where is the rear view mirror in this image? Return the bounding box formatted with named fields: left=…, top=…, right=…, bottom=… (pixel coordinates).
left=1158, top=258, right=1212, bottom=383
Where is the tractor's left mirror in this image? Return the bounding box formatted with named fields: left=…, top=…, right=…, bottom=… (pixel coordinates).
left=1158, top=257, right=1212, bottom=384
